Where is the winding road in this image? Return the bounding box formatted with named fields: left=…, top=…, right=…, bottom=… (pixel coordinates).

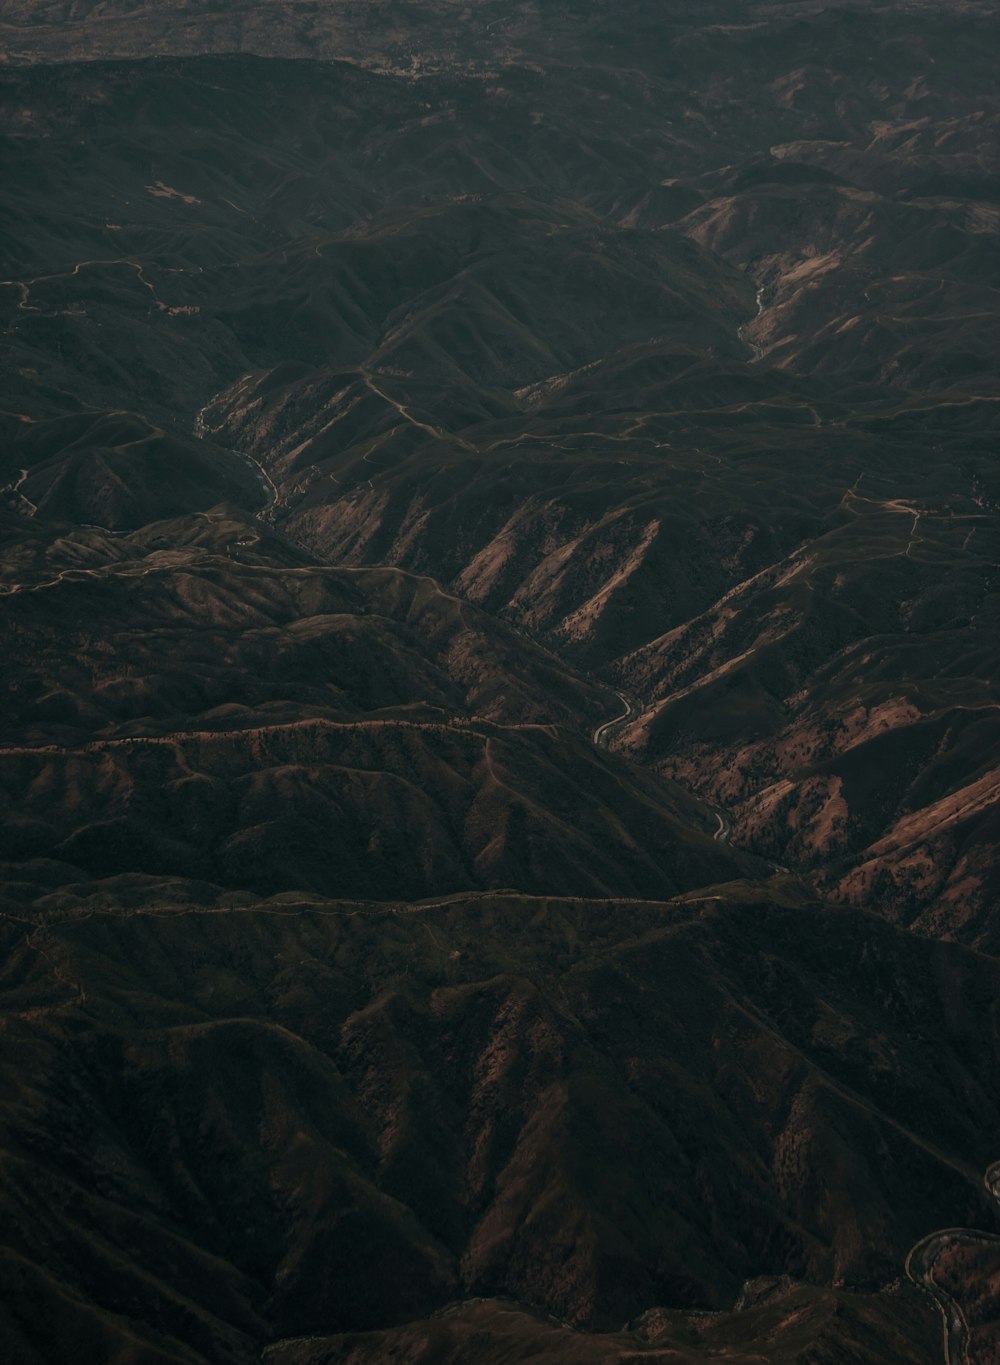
left=906, top=1161, right=1000, bottom=1365
left=591, top=690, right=636, bottom=749
left=193, top=389, right=279, bottom=517
left=737, top=281, right=766, bottom=361
left=592, top=690, right=735, bottom=847
left=712, top=810, right=732, bottom=842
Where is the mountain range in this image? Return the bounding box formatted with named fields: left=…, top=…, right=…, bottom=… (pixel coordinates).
left=1, top=2, right=999, bottom=1361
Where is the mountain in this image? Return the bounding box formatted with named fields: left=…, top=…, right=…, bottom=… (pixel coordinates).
left=1, top=2, right=999, bottom=1361
left=3, top=882, right=994, bottom=1363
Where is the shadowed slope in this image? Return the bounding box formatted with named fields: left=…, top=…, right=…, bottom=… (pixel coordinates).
left=1, top=888, right=992, bottom=1362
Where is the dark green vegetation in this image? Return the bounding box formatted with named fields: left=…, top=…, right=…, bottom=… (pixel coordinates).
left=1, top=1, right=999, bottom=1360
